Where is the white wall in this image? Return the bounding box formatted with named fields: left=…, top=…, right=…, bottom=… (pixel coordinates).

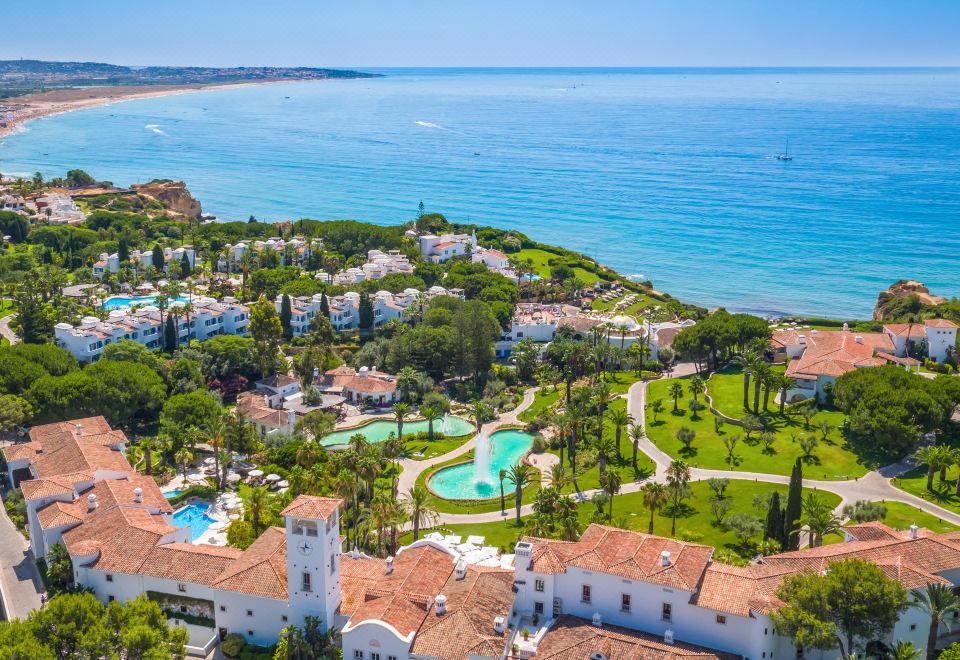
left=342, top=620, right=413, bottom=660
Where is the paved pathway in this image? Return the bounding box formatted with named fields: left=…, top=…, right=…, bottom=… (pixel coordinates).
left=0, top=313, right=18, bottom=346
left=0, top=495, right=43, bottom=619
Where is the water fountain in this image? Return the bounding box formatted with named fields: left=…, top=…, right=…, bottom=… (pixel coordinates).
left=441, top=415, right=449, bottom=434
left=473, top=431, right=492, bottom=485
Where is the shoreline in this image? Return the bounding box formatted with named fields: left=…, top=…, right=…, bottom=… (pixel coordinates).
left=0, top=78, right=336, bottom=139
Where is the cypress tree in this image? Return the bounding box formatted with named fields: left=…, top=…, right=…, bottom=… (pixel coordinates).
left=117, top=237, right=129, bottom=262
left=319, top=292, right=330, bottom=318
left=180, top=253, right=191, bottom=277
left=280, top=294, right=293, bottom=340
left=164, top=315, right=177, bottom=353
left=152, top=244, right=165, bottom=271
left=764, top=491, right=783, bottom=550
left=358, top=292, right=374, bottom=330
left=784, top=458, right=804, bottom=551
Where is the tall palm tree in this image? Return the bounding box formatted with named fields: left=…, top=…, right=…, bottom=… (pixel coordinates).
left=468, top=400, right=492, bottom=435
left=335, top=471, right=360, bottom=549
left=602, top=471, right=622, bottom=519
left=732, top=351, right=757, bottom=410
left=550, top=463, right=571, bottom=493
left=800, top=492, right=842, bottom=547
left=557, top=497, right=581, bottom=541
left=642, top=482, right=669, bottom=535
left=629, top=424, right=645, bottom=470
left=205, top=415, right=227, bottom=490
left=593, top=383, right=614, bottom=445
left=507, top=463, right=534, bottom=525
left=914, top=446, right=952, bottom=491
left=174, top=447, right=193, bottom=480
left=392, top=402, right=411, bottom=440
left=666, top=460, right=691, bottom=536
left=668, top=381, right=684, bottom=412
left=403, top=485, right=438, bottom=541
left=247, top=486, right=271, bottom=535
left=688, top=375, right=705, bottom=402
left=395, top=367, right=419, bottom=403
left=594, top=434, right=617, bottom=477
left=420, top=405, right=441, bottom=441
left=498, top=468, right=508, bottom=514
left=912, top=583, right=960, bottom=660
left=775, top=374, right=797, bottom=414
left=752, top=362, right=772, bottom=414
left=608, top=407, right=633, bottom=459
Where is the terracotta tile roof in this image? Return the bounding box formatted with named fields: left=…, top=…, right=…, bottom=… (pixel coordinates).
left=432, top=241, right=459, bottom=250
left=258, top=374, right=299, bottom=388
left=213, top=526, right=289, bottom=600
left=876, top=352, right=921, bottom=367
left=236, top=392, right=292, bottom=428
left=317, top=367, right=397, bottom=395
left=62, top=506, right=177, bottom=572
left=557, top=315, right=602, bottom=335
left=524, top=525, right=713, bottom=592
left=2, top=442, right=42, bottom=462
left=21, top=476, right=84, bottom=501
left=784, top=330, right=895, bottom=380
left=843, top=521, right=903, bottom=542
left=655, top=327, right=682, bottom=349
left=141, top=543, right=243, bottom=585
left=536, top=615, right=740, bottom=660
left=281, top=495, right=342, bottom=520
left=36, top=473, right=170, bottom=529
left=411, top=566, right=514, bottom=660
left=883, top=323, right=925, bottom=338
left=925, top=319, right=958, bottom=329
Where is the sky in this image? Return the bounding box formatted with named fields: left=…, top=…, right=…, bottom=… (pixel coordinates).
left=2, top=1, right=959, bottom=68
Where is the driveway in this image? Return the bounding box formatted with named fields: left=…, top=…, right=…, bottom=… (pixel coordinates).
left=0, top=496, right=43, bottom=619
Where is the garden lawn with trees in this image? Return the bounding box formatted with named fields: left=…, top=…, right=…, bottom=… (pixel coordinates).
left=513, top=248, right=603, bottom=285
left=893, top=464, right=960, bottom=516
left=646, top=372, right=871, bottom=480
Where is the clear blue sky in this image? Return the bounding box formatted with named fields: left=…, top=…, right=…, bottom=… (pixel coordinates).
left=3, top=1, right=958, bottom=68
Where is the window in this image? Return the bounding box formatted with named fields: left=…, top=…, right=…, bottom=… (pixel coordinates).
left=354, top=651, right=364, bottom=660
left=282, top=615, right=288, bottom=623
left=220, top=605, right=226, bottom=612
left=581, top=585, right=592, bottom=603
left=178, top=583, right=187, bottom=593
left=388, top=655, right=397, bottom=660
left=247, top=609, right=254, bottom=617
left=621, top=594, right=631, bottom=612
left=248, top=630, right=254, bottom=637
left=910, top=624, right=917, bottom=631
left=331, top=555, right=337, bottom=575
left=661, top=603, right=672, bottom=622
left=535, top=579, right=545, bottom=592
left=107, top=595, right=115, bottom=602
left=371, top=654, right=381, bottom=660
left=302, top=571, right=312, bottom=592
left=535, top=602, right=544, bottom=614
left=716, top=615, right=726, bottom=625
left=105, top=574, right=113, bottom=582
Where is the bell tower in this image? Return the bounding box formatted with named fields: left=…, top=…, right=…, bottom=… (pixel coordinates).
left=281, top=495, right=343, bottom=629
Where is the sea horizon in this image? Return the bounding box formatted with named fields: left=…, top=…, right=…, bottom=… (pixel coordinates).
left=2, top=67, right=959, bottom=319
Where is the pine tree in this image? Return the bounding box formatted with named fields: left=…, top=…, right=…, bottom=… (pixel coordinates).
left=164, top=315, right=177, bottom=353
left=765, top=491, right=784, bottom=550
left=280, top=294, right=293, bottom=340
left=358, top=292, right=374, bottom=330
left=319, top=292, right=330, bottom=318
left=152, top=244, right=165, bottom=271
left=784, top=458, right=804, bottom=551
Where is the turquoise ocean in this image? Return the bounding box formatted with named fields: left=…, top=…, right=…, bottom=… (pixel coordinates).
left=2, top=68, right=959, bottom=318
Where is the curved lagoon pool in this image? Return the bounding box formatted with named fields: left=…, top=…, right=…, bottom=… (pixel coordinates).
left=320, top=415, right=475, bottom=447
left=173, top=502, right=217, bottom=542
left=427, top=430, right=535, bottom=500
left=103, top=294, right=190, bottom=310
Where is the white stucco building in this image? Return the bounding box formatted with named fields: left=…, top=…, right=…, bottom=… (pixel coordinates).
left=418, top=231, right=477, bottom=263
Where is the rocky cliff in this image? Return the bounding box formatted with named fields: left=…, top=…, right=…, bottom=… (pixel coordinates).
left=873, top=280, right=946, bottom=320
left=130, top=180, right=202, bottom=219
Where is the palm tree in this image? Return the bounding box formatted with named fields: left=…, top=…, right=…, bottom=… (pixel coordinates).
left=629, top=424, right=645, bottom=470
left=602, top=471, right=622, bottom=519
left=752, top=362, right=772, bottom=414
left=139, top=436, right=159, bottom=476
left=420, top=405, right=441, bottom=441
left=888, top=641, right=922, bottom=660
left=593, top=383, right=614, bottom=445
left=666, top=460, right=691, bottom=536
left=914, top=446, right=952, bottom=491
left=468, top=400, right=492, bottom=435
left=549, top=463, right=571, bottom=493
left=557, top=497, right=581, bottom=541
left=642, top=482, right=669, bottom=534
left=732, top=351, right=757, bottom=410
left=392, top=402, right=411, bottom=440
left=507, top=464, right=534, bottom=525
left=395, top=367, right=419, bottom=403
left=335, top=471, right=360, bottom=549
left=247, top=486, right=271, bottom=535
left=205, top=415, right=227, bottom=490
left=800, top=492, right=842, bottom=547
left=498, top=469, right=508, bottom=514
left=46, top=541, right=73, bottom=590
left=608, top=407, right=633, bottom=459
left=912, top=583, right=960, bottom=660
left=688, top=375, right=705, bottom=401
left=774, top=374, right=797, bottom=414
left=403, top=486, right=438, bottom=541
left=594, top=434, right=617, bottom=477
left=174, top=447, right=193, bottom=480
left=668, top=381, right=684, bottom=412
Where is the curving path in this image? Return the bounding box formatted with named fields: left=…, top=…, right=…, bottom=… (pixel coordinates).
left=414, top=366, right=960, bottom=532
left=0, top=313, right=18, bottom=345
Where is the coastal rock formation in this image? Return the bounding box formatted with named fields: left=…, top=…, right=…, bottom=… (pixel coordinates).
left=130, top=180, right=202, bottom=219
left=873, top=279, right=946, bottom=320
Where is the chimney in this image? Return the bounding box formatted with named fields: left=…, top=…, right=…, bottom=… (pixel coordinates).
left=592, top=612, right=602, bottom=628
left=134, top=487, right=143, bottom=503
left=660, top=550, right=671, bottom=567
left=87, top=493, right=98, bottom=511
left=909, top=524, right=919, bottom=539
left=664, top=629, right=675, bottom=645
left=455, top=559, right=467, bottom=580
left=75, top=423, right=82, bottom=436
left=855, top=335, right=863, bottom=344
left=842, top=322, right=850, bottom=332
left=435, top=594, right=447, bottom=615
left=385, top=556, right=394, bottom=574
left=494, top=616, right=506, bottom=635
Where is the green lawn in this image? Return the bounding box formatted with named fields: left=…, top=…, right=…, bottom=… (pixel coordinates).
left=409, top=479, right=841, bottom=560
left=893, top=465, right=960, bottom=517
left=514, top=248, right=601, bottom=285
left=518, top=387, right=562, bottom=423
left=0, top=299, right=13, bottom=319
left=600, top=370, right=642, bottom=395
left=873, top=500, right=957, bottom=534
left=645, top=370, right=873, bottom=480
left=404, top=433, right=474, bottom=461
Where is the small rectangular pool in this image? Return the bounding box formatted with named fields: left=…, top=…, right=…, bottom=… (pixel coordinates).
left=172, top=502, right=217, bottom=542
left=163, top=490, right=183, bottom=499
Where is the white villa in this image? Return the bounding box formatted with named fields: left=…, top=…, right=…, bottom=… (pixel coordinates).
left=217, top=237, right=321, bottom=271
left=238, top=374, right=346, bottom=438
left=95, top=246, right=197, bottom=278
left=35, top=192, right=86, bottom=225
left=332, top=249, right=415, bottom=286
left=54, top=297, right=249, bottom=362
left=418, top=231, right=477, bottom=263
left=315, top=365, right=398, bottom=406
left=8, top=417, right=960, bottom=659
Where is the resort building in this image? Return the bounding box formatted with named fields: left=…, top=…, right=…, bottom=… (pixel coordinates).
left=238, top=374, right=346, bottom=438
left=332, top=249, right=415, bottom=286
left=92, top=252, right=122, bottom=278
left=553, top=312, right=693, bottom=360
left=418, top=231, right=477, bottom=263
left=496, top=303, right=565, bottom=357
left=472, top=246, right=511, bottom=272
left=882, top=319, right=959, bottom=363
left=0, top=192, right=26, bottom=211
left=33, top=192, right=86, bottom=224
left=315, top=366, right=398, bottom=406
left=217, top=237, right=321, bottom=271
left=54, top=297, right=249, bottom=362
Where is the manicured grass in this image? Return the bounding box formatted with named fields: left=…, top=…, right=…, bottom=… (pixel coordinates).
left=873, top=500, right=957, bottom=534
left=600, top=370, right=642, bottom=395
left=893, top=465, right=960, bottom=516
left=399, top=517, right=524, bottom=553
left=0, top=299, right=13, bottom=319
left=518, top=387, right=562, bottom=423
left=404, top=433, right=473, bottom=461
left=645, top=371, right=872, bottom=480
left=514, top=248, right=601, bottom=285
left=409, top=480, right=841, bottom=560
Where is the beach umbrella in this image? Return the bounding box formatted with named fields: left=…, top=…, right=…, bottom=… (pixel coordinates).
left=228, top=514, right=240, bottom=521
left=187, top=473, right=206, bottom=483
left=248, top=469, right=264, bottom=477
left=277, top=480, right=289, bottom=488
left=226, top=473, right=241, bottom=484
left=265, top=474, right=281, bottom=482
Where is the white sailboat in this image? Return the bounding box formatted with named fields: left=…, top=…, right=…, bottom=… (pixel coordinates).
left=776, top=140, right=793, bottom=161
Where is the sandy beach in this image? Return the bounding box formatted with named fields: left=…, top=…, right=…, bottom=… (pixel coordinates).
left=0, top=79, right=303, bottom=138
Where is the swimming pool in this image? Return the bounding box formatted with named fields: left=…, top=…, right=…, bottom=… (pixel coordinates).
left=427, top=430, right=535, bottom=500
left=172, top=502, right=217, bottom=542
left=319, top=415, right=475, bottom=447
left=103, top=294, right=190, bottom=310
left=163, top=489, right=183, bottom=499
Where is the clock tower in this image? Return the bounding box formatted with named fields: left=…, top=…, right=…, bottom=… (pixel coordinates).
left=281, top=495, right=343, bottom=629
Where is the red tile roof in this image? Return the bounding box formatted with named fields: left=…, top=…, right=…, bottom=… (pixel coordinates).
left=281, top=495, right=342, bottom=520
left=926, top=319, right=958, bottom=329
left=784, top=330, right=895, bottom=380
left=212, top=526, right=289, bottom=600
